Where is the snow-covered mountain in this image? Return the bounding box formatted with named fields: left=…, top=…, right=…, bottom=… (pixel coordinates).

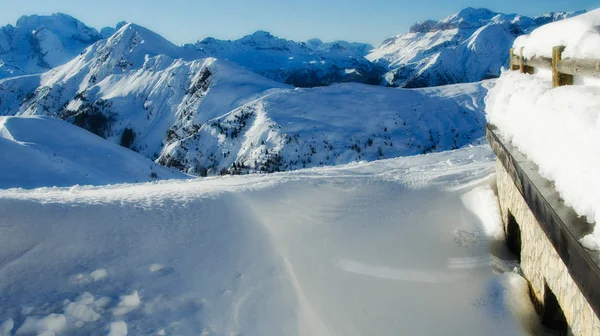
left=0, top=23, right=288, bottom=158
left=367, top=8, right=584, bottom=87
left=0, top=22, right=491, bottom=177
left=0, top=116, right=187, bottom=189
left=186, top=31, right=386, bottom=87
left=0, top=13, right=103, bottom=80
left=159, top=81, right=491, bottom=175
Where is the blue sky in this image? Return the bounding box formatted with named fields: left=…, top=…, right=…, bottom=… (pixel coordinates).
left=0, top=0, right=597, bottom=46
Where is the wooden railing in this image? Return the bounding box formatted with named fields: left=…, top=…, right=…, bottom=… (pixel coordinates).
left=509, top=46, right=600, bottom=87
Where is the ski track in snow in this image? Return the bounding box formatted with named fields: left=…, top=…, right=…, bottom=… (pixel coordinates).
left=0, top=145, right=532, bottom=335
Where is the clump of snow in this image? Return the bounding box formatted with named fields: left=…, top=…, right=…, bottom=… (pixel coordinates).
left=15, top=314, right=67, bottom=335
left=113, top=291, right=141, bottom=316
left=486, top=70, right=600, bottom=248
left=0, top=319, right=13, bottom=336
left=64, top=301, right=101, bottom=323
left=461, top=185, right=504, bottom=239
left=515, top=9, right=600, bottom=59
left=90, top=269, right=108, bottom=281
left=107, top=321, right=127, bottom=336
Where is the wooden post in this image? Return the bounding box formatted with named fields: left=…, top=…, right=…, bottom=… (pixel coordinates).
left=519, top=47, right=534, bottom=74
left=509, top=48, right=518, bottom=71
left=552, top=46, right=574, bottom=87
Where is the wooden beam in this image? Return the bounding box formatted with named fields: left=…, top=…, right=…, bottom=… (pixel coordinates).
left=525, top=56, right=552, bottom=70
left=552, top=46, right=574, bottom=87
left=557, top=58, right=600, bottom=79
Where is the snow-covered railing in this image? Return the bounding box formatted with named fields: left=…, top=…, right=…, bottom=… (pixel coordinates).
left=509, top=46, right=600, bottom=87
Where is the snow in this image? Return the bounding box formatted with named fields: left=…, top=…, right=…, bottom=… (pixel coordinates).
left=106, top=321, right=127, bottom=336
left=461, top=185, right=504, bottom=239
left=0, top=145, right=538, bottom=335
left=15, top=314, right=67, bottom=335
left=0, top=116, right=188, bottom=189
left=486, top=70, right=600, bottom=249
left=514, top=9, right=600, bottom=59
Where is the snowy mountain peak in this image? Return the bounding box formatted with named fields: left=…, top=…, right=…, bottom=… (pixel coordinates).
left=0, top=13, right=102, bottom=79
left=100, top=21, right=128, bottom=39
left=246, top=30, right=276, bottom=39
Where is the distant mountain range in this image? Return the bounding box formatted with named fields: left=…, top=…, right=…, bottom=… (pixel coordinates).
left=185, top=31, right=385, bottom=87
left=0, top=8, right=583, bottom=87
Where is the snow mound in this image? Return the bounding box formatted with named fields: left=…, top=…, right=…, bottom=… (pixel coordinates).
left=514, top=8, right=600, bottom=59
left=0, top=116, right=187, bottom=189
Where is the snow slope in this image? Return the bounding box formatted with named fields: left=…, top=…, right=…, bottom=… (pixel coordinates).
left=0, top=145, right=538, bottom=335
left=368, top=8, right=583, bottom=88
left=186, top=31, right=385, bottom=87
left=0, top=14, right=102, bottom=79
left=0, top=22, right=493, bottom=177
left=0, top=116, right=187, bottom=189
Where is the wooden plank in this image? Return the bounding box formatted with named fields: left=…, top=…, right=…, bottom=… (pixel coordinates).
left=557, top=59, right=600, bottom=78
left=524, top=56, right=552, bottom=70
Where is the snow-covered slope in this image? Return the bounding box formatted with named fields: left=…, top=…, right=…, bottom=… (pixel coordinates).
left=0, top=116, right=187, bottom=189
left=159, top=80, right=492, bottom=175
left=0, top=145, right=537, bottom=335
left=0, top=21, right=492, bottom=177
left=368, top=8, right=584, bottom=88
left=186, top=31, right=385, bottom=87
left=0, top=13, right=102, bottom=79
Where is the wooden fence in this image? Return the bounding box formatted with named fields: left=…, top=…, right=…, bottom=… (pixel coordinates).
left=509, top=46, right=600, bottom=87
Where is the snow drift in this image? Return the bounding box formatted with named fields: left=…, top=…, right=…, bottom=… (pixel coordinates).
left=0, top=145, right=533, bottom=335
